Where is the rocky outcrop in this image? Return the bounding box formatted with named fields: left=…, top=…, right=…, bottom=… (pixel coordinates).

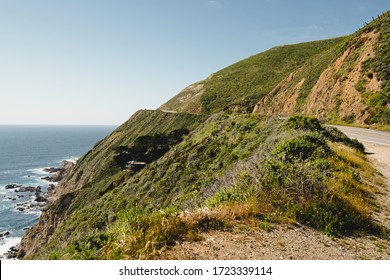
left=34, top=193, right=48, bottom=203
left=41, top=160, right=75, bottom=183
left=15, top=186, right=41, bottom=193
left=43, top=167, right=62, bottom=173
left=4, top=245, right=19, bottom=259
left=5, top=184, right=22, bottom=190
left=0, top=231, right=11, bottom=238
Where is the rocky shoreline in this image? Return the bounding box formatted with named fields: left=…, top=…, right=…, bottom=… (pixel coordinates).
left=40, top=160, right=75, bottom=183
left=0, top=160, right=75, bottom=259
left=5, top=184, right=48, bottom=212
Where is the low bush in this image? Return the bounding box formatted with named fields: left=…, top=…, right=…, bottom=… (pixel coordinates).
left=282, top=115, right=323, bottom=131
left=271, top=133, right=331, bottom=162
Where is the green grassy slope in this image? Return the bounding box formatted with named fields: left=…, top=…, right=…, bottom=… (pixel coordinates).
left=54, top=110, right=204, bottom=196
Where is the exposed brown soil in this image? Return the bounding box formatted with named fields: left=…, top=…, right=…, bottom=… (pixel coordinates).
left=303, top=31, right=379, bottom=124
left=253, top=31, right=382, bottom=126
left=160, top=223, right=390, bottom=260
left=253, top=70, right=303, bottom=116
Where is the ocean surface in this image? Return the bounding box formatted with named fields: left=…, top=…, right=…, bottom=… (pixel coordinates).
left=0, top=125, right=116, bottom=256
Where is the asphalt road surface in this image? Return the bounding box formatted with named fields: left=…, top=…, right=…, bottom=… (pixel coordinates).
left=332, top=125, right=390, bottom=147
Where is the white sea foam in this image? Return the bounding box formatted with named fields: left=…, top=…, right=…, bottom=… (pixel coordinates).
left=27, top=168, right=49, bottom=175
left=0, top=236, right=21, bottom=257
left=25, top=209, right=42, bottom=216
left=62, top=157, right=79, bottom=164
left=1, top=197, right=14, bottom=202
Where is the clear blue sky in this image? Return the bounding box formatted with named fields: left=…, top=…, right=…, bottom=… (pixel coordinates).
left=0, top=0, right=388, bottom=125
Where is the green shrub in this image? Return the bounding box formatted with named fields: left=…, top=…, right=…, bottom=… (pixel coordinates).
left=272, top=133, right=331, bottom=162
left=283, top=115, right=323, bottom=132
left=205, top=187, right=248, bottom=208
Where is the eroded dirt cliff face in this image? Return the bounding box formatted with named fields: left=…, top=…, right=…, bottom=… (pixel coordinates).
left=18, top=207, right=64, bottom=258
left=254, top=30, right=383, bottom=125
left=303, top=31, right=380, bottom=124
left=253, top=68, right=304, bottom=116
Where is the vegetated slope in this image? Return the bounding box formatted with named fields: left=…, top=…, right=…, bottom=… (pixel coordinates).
left=20, top=114, right=385, bottom=259
left=161, top=11, right=390, bottom=128
left=18, top=13, right=390, bottom=260
left=51, top=110, right=204, bottom=198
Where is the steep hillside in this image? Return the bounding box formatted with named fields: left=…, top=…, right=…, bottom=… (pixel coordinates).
left=17, top=12, right=390, bottom=259
left=50, top=110, right=204, bottom=199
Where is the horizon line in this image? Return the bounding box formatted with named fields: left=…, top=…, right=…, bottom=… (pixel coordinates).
left=0, top=123, right=119, bottom=126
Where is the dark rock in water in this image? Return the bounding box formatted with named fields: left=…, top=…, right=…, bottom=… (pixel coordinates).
left=5, top=184, right=21, bottom=189
left=47, top=184, right=55, bottom=192
left=41, top=176, right=52, bottom=181
left=41, top=160, right=75, bottom=183
left=5, top=245, right=19, bottom=259
left=48, top=173, right=63, bottom=182
left=17, top=195, right=24, bottom=198
left=0, top=231, right=11, bottom=238
left=34, top=193, right=47, bottom=203
left=15, top=186, right=41, bottom=193
left=16, top=207, right=25, bottom=212
left=43, top=167, right=62, bottom=173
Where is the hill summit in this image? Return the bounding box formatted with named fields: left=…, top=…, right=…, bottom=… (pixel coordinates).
left=161, top=11, right=390, bottom=127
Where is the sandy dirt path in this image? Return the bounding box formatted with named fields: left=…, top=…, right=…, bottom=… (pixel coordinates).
left=361, top=142, right=390, bottom=230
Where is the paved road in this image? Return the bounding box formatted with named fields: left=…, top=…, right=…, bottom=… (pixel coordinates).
left=332, top=125, right=390, bottom=147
